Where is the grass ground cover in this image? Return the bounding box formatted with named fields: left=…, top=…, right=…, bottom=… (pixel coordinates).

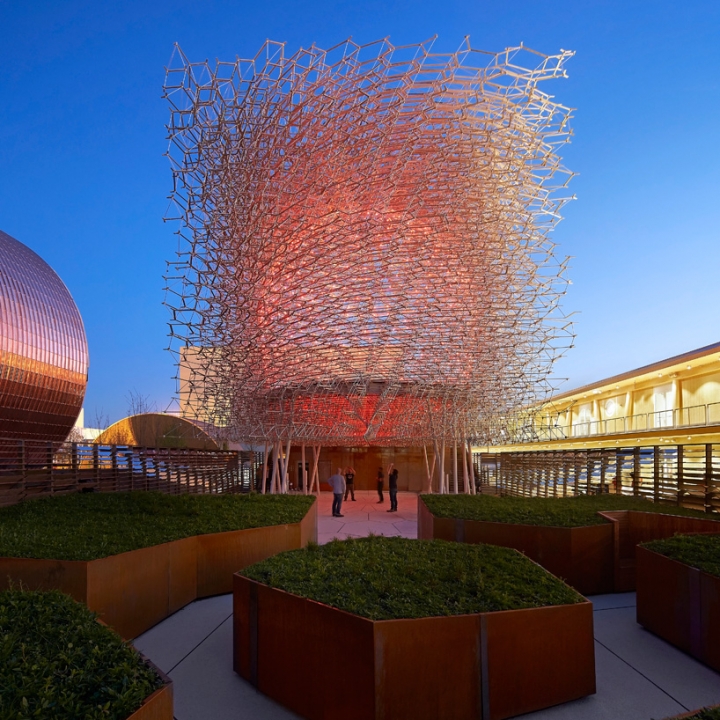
left=669, top=710, right=720, bottom=720
left=422, top=494, right=715, bottom=528
left=0, top=492, right=314, bottom=561
left=0, top=589, right=162, bottom=720
left=642, top=535, right=720, bottom=578
left=241, top=536, right=583, bottom=620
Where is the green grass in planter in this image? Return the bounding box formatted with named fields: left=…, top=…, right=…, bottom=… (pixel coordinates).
left=241, top=536, right=584, bottom=620
left=0, top=589, right=162, bottom=720
left=421, top=493, right=716, bottom=528
left=642, top=534, right=720, bottom=578
left=0, top=491, right=315, bottom=561
left=666, top=709, right=720, bottom=720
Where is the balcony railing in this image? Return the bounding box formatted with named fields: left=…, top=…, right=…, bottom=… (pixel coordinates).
left=517, top=401, right=720, bottom=443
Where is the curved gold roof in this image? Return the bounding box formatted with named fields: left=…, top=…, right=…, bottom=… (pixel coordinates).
left=96, top=413, right=219, bottom=450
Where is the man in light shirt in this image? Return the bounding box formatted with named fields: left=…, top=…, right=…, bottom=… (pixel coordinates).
left=327, top=468, right=346, bottom=518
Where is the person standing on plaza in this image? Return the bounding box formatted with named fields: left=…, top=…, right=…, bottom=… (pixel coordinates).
left=344, top=466, right=356, bottom=501
left=388, top=464, right=399, bottom=512
left=376, top=466, right=385, bottom=503
left=328, top=467, right=346, bottom=517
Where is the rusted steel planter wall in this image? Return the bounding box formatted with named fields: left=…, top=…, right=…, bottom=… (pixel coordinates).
left=0, top=499, right=317, bottom=639
left=636, top=546, right=720, bottom=673
left=233, top=574, right=595, bottom=720
left=419, top=499, right=720, bottom=594
left=600, top=510, right=720, bottom=592
left=127, top=658, right=174, bottom=720
left=418, top=499, right=614, bottom=595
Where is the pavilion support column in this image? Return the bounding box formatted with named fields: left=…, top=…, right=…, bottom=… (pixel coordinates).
left=452, top=438, right=459, bottom=494
left=310, top=445, right=321, bottom=493
left=269, top=441, right=281, bottom=494
left=281, top=438, right=292, bottom=493
left=466, top=441, right=476, bottom=494
left=261, top=442, right=269, bottom=494
left=442, top=441, right=446, bottom=494
left=462, top=437, right=470, bottom=494
left=433, top=439, right=446, bottom=494
left=301, top=444, right=307, bottom=494
left=423, top=445, right=433, bottom=493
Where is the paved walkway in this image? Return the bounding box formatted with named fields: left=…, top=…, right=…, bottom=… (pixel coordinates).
left=316, top=489, right=417, bottom=543
left=133, top=493, right=720, bottom=720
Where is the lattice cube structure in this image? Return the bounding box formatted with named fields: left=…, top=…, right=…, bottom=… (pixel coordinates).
left=163, top=37, right=575, bottom=447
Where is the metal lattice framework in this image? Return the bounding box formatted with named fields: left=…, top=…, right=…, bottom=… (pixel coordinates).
left=163, top=37, right=575, bottom=449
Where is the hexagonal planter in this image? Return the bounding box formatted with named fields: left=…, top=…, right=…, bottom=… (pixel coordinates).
left=127, top=658, right=173, bottom=720
left=0, top=497, right=316, bottom=638
left=636, top=543, right=720, bottom=672
left=232, top=540, right=595, bottom=720
left=418, top=497, right=614, bottom=594
left=419, top=498, right=720, bottom=594
left=1, top=589, right=174, bottom=720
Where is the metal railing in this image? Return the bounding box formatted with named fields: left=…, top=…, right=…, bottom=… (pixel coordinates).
left=482, top=443, right=720, bottom=513
left=0, top=438, right=259, bottom=507
left=522, top=401, right=720, bottom=442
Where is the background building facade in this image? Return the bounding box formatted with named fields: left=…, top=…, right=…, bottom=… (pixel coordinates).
left=498, top=341, right=720, bottom=451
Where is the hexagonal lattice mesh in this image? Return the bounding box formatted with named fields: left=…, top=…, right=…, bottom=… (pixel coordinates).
left=164, top=38, right=574, bottom=446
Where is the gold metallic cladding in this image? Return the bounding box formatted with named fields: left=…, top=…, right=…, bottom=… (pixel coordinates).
left=0, top=230, right=88, bottom=442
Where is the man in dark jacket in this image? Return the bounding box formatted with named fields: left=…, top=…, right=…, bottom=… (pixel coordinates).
left=344, top=466, right=356, bottom=501
left=388, top=464, right=398, bottom=512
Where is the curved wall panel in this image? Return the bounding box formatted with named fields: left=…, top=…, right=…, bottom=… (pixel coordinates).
left=0, top=229, right=89, bottom=441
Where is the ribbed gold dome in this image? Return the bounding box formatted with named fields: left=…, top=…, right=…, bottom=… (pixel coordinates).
left=0, top=229, right=88, bottom=441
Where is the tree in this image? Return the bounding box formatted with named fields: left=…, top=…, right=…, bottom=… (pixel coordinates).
left=126, top=390, right=156, bottom=417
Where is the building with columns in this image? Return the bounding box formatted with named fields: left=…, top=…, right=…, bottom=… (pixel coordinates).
left=495, top=341, right=720, bottom=453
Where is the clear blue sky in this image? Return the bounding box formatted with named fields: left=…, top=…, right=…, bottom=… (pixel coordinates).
left=1, top=0, right=718, bottom=426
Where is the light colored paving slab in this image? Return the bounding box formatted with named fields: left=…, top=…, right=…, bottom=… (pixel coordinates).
left=523, top=641, right=686, bottom=720
left=133, top=594, right=232, bottom=674
left=594, top=606, right=720, bottom=711
left=340, top=516, right=396, bottom=526
left=391, top=519, right=417, bottom=537
left=590, top=592, right=637, bottom=611
left=316, top=490, right=417, bottom=543
left=167, top=615, right=299, bottom=720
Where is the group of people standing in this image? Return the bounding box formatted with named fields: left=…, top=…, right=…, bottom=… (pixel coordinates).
left=326, top=464, right=399, bottom=517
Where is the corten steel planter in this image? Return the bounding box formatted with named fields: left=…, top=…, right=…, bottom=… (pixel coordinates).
left=598, top=511, right=720, bottom=592
left=126, top=657, right=174, bottom=720
left=636, top=545, right=720, bottom=673
left=419, top=499, right=720, bottom=594
left=233, top=573, right=595, bottom=720
left=0, top=498, right=317, bottom=639
left=418, top=498, right=614, bottom=595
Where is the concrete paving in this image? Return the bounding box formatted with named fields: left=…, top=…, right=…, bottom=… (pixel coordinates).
left=133, top=492, right=720, bottom=720
left=315, top=489, right=418, bottom=543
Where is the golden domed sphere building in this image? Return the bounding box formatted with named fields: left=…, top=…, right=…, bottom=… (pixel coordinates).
left=0, top=229, right=89, bottom=442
